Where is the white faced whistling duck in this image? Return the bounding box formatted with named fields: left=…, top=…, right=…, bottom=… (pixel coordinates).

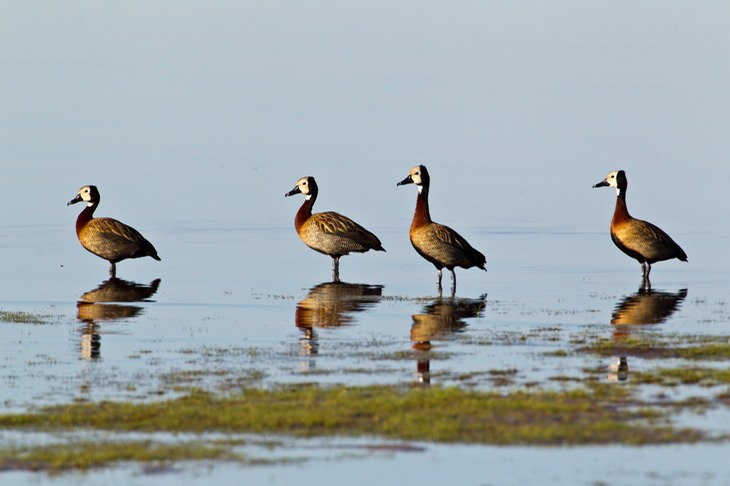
left=285, top=176, right=385, bottom=282
left=397, top=165, right=487, bottom=294
left=593, top=170, right=687, bottom=284
left=68, top=185, right=160, bottom=277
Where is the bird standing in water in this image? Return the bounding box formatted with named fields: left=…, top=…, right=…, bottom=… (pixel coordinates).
left=286, top=176, right=384, bottom=282
left=397, top=165, right=486, bottom=294
left=593, top=170, right=687, bottom=287
left=68, top=185, right=160, bottom=277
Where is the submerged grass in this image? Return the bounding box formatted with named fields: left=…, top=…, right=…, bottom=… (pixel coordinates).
left=0, top=440, right=246, bottom=474
left=632, top=367, right=730, bottom=387
left=0, top=310, right=51, bottom=325
left=580, top=335, right=730, bottom=361
left=0, top=384, right=704, bottom=453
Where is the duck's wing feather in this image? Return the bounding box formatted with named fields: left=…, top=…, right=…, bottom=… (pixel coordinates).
left=311, top=212, right=384, bottom=250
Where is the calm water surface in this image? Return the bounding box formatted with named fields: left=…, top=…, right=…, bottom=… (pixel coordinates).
left=1, top=216, right=729, bottom=484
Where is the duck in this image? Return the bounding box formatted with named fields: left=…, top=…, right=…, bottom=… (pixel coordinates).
left=68, top=185, right=160, bottom=277
left=285, top=176, right=385, bottom=282
left=593, top=170, right=687, bottom=281
left=397, top=165, right=486, bottom=292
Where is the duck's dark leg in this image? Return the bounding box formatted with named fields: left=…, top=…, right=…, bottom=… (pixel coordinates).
left=332, top=256, right=340, bottom=282
left=641, top=262, right=652, bottom=279
left=109, top=262, right=116, bottom=278
left=450, top=269, right=457, bottom=296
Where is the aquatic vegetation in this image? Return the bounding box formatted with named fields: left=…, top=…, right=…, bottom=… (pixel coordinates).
left=679, top=344, right=730, bottom=361
left=0, top=310, right=51, bottom=325
left=0, top=439, right=254, bottom=473
left=580, top=335, right=730, bottom=361
left=632, top=367, right=730, bottom=387
left=0, top=384, right=705, bottom=451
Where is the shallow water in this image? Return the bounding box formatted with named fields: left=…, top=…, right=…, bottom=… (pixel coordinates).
left=4, top=435, right=730, bottom=486
left=0, top=226, right=709, bottom=407
left=2, top=222, right=730, bottom=483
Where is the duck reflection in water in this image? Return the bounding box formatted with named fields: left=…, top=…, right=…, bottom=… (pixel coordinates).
left=295, top=281, right=383, bottom=369
left=77, top=278, right=161, bottom=360
left=607, top=285, right=687, bottom=381
left=410, top=294, right=487, bottom=385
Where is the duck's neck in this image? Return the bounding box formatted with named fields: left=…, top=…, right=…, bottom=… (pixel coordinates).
left=295, top=194, right=315, bottom=232
left=76, top=203, right=96, bottom=233
left=612, top=189, right=631, bottom=225
left=411, top=185, right=432, bottom=230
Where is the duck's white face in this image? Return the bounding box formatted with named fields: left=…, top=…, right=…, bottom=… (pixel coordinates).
left=294, top=177, right=317, bottom=200
left=593, top=170, right=623, bottom=196
left=295, top=177, right=312, bottom=197
left=68, top=185, right=97, bottom=207
left=408, top=166, right=424, bottom=186
left=286, top=177, right=316, bottom=200
left=601, top=171, right=620, bottom=189
left=77, top=186, right=94, bottom=203
left=397, top=165, right=429, bottom=194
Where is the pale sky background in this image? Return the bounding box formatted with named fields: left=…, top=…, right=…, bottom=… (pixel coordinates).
left=2, top=1, right=729, bottom=235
